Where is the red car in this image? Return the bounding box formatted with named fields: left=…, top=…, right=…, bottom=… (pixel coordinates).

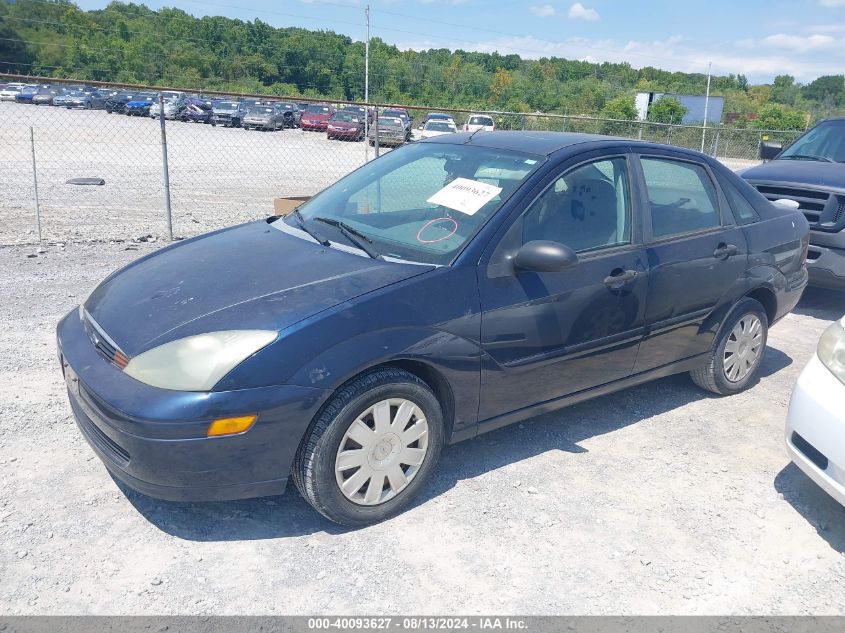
left=300, top=103, right=335, bottom=131
left=326, top=111, right=365, bottom=141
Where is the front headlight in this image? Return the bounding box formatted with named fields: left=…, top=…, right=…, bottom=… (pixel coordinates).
left=123, top=330, right=277, bottom=391
left=817, top=318, right=845, bottom=385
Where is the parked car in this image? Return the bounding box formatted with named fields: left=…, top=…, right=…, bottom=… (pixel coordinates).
left=327, top=111, right=365, bottom=141
left=0, top=82, right=26, bottom=100
left=242, top=103, right=286, bottom=131
left=57, top=132, right=810, bottom=526
left=124, top=93, right=157, bottom=117
left=297, top=102, right=311, bottom=116
left=785, top=315, right=845, bottom=506
left=211, top=99, right=246, bottom=127
left=741, top=118, right=845, bottom=290
left=369, top=116, right=407, bottom=147
left=421, top=112, right=455, bottom=127
left=343, top=105, right=372, bottom=124
left=418, top=119, right=458, bottom=139
left=464, top=114, right=496, bottom=133
left=33, top=86, right=62, bottom=106
left=104, top=92, right=135, bottom=114
left=15, top=85, right=41, bottom=104
left=150, top=92, right=187, bottom=119
left=382, top=108, right=413, bottom=140
left=62, top=89, right=107, bottom=110
left=300, top=103, right=335, bottom=132
left=180, top=97, right=213, bottom=123
left=276, top=103, right=301, bottom=128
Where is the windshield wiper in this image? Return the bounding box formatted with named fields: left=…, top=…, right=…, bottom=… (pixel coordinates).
left=313, top=217, right=382, bottom=260
left=292, top=209, right=331, bottom=246
left=781, top=153, right=834, bottom=163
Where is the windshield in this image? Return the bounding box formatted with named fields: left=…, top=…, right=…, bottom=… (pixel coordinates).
left=278, top=142, right=544, bottom=265
left=779, top=120, right=845, bottom=163
left=384, top=110, right=408, bottom=120
left=426, top=121, right=455, bottom=132
left=306, top=104, right=330, bottom=114
left=249, top=107, right=273, bottom=115
left=377, top=117, right=403, bottom=128
left=332, top=113, right=357, bottom=122
left=214, top=101, right=239, bottom=109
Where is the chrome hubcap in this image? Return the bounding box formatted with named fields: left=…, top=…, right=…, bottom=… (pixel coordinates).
left=723, top=315, right=764, bottom=382
left=335, top=399, right=429, bottom=506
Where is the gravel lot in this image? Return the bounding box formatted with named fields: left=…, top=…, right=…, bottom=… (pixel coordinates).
left=0, top=239, right=844, bottom=615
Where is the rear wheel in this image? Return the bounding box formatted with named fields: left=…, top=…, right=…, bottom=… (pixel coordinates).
left=690, top=298, right=768, bottom=395
left=292, top=368, right=444, bottom=526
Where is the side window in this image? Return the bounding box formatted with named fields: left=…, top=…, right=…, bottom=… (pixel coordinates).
left=720, top=177, right=760, bottom=225
left=522, top=158, right=631, bottom=253
left=641, top=158, right=720, bottom=238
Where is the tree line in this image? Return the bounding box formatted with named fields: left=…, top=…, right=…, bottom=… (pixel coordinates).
left=1, top=0, right=843, bottom=129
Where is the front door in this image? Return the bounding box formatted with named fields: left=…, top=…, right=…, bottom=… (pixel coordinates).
left=478, top=155, right=649, bottom=422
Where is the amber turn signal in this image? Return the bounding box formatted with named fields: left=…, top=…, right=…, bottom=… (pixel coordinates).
left=207, top=414, right=257, bottom=437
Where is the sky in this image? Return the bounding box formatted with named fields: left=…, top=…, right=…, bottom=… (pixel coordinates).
left=72, top=0, right=845, bottom=84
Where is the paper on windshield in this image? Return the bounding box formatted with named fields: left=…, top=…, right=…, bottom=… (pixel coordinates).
left=426, top=178, right=503, bottom=216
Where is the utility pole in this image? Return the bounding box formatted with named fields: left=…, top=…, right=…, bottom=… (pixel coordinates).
left=364, top=4, right=370, bottom=162
left=701, top=61, right=712, bottom=154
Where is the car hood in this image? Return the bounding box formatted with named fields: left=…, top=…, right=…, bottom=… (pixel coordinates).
left=127, top=101, right=151, bottom=107
left=741, top=159, right=845, bottom=192
left=84, top=220, right=433, bottom=357
left=304, top=114, right=330, bottom=120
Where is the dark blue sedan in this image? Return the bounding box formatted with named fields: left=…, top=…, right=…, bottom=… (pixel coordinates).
left=58, top=132, right=810, bottom=525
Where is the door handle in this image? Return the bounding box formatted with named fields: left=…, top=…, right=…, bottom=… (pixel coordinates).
left=713, top=243, right=738, bottom=258
left=603, top=269, right=638, bottom=287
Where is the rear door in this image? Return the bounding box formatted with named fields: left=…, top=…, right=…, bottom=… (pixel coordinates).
left=478, top=150, right=649, bottom=422
left=632, top=152, right=749, bottom=373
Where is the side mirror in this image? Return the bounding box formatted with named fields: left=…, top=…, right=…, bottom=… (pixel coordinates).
left=513, top=241, right=578, bottom=273
left=760, top=141, right=783, bottom=161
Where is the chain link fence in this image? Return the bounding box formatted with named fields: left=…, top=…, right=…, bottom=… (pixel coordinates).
left=0, top=76, right=806, bottom=247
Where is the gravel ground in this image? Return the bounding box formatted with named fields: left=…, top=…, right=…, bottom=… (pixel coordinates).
left=0, top=240, right=844, bottom=615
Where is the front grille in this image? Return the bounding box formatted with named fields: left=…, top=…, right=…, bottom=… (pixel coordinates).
left=752, top=184, right=845, bottom=232
left=792, top=432, right=829, bottom=471
left=82, top=311, right=129, bottom=369
left=72, top=397, right=130, bottom=466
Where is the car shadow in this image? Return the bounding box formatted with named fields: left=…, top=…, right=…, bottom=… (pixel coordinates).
left=792, top=286, right=844, bottom=321
left=774, top=463, right=845, bottom=554
left=122, top=345, right=794, bottom=541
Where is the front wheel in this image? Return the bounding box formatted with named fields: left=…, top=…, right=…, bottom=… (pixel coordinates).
left=690, top=298, right=768, bottom=395
left=292, top=368, right=444, bottom=526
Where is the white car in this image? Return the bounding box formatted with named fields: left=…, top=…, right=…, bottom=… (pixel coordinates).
left=785, top=316, right=845, bottom=506
left=0, top=82, right=27, bottom=101
left=463, top=114, right=495, bottom=133
left=418, top=119, right=458, bottom=139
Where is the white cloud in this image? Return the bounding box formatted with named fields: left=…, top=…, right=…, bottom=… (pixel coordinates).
left=568, top=2, right=599, bottom=21
left=530, top=4, right=556, bottom=17
left=740, top=33, right=840, bottom=53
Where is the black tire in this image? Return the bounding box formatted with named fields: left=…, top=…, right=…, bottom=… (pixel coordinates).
left=292, top=368, right=444, bottom=526
left=690, top=297, right=768, bottom=395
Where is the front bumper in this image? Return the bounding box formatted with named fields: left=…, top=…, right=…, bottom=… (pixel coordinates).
left=57, top=310, right=331, bottom=502
left=806, top=242, right=845, bottom=290
left=785, top=354, right=845, bottom=506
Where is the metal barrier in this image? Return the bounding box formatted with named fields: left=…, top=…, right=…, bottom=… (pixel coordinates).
left=0, top=77, right=805, bottom=247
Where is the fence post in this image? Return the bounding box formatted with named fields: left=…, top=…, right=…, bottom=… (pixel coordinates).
left=158, top=94, right=174, bottom=241
left=29, top=126, right=42, bottom=247
left=374, top=105, right=380, bottom=158
left=712, top=128, right=721, bottom=158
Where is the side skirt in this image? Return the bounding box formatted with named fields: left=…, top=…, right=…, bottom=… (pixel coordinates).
left=449, top=353, right=708, bottom=443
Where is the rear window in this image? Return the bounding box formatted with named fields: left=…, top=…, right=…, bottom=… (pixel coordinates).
left=720, top=177, right=760, bottom=225
left=469, top=116, right=493, bottom=126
